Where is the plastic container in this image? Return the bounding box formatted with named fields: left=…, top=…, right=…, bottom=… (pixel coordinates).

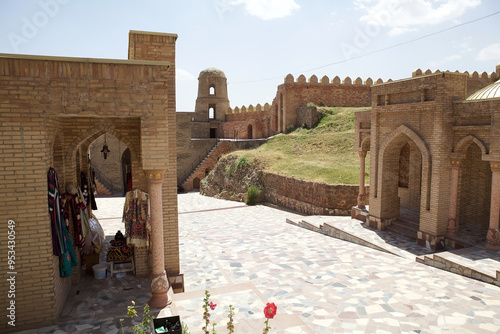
left=92, top=263, right=107, bottom=279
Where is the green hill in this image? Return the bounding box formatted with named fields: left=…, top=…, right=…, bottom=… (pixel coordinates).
left=230, top=106, right=371, bottom=185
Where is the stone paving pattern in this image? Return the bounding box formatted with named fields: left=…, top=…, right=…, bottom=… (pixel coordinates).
left=18, top=193, right=500, bottom=333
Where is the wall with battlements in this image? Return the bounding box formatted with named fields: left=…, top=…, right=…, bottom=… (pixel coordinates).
left=412, top=68, right=498, bottom=97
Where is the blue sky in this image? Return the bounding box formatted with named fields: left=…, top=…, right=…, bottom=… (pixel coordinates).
left=0, top=0, right=499, bottom=111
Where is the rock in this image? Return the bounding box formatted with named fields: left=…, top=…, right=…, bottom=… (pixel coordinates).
left=201, top=155, right=264, bottom=203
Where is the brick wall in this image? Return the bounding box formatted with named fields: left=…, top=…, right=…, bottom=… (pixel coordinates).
left=264, top=173, right=368, bottom=216
left=128, top=30, right=180, bottom=275
left=357, top=69, right=500, bottom=249
left=0, top=31, right=178, bottom=331
left=295, top=106, right=321, bottom=128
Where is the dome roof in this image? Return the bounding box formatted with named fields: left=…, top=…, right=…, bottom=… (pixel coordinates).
left=199, top=67, right=226, bottom=78
left=466, top=79, right=500, bottom=101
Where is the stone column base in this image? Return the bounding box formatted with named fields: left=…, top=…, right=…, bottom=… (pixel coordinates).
left=485, top=228, right=500, bottom=251
left=366, top=215, right=394, bottom=230
left=351, top=206, right=369, bottom=222
left=417, top=231, right=445, bottom=251
left=149, top=271, right=171, bottom=308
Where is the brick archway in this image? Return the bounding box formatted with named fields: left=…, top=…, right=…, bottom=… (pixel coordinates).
left=376, top=125, right=431, bottom=223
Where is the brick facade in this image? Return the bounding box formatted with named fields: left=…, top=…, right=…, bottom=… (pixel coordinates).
left=354, top=67, right=500, bottom=250
left=0, top=31, right=179, bottom=331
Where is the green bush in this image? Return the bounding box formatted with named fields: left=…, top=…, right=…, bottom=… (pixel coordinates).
left=235, top=156, right=250, bottom=171
left=225, top=165, right=232, bottom=177
left=284, top=125, right=296, bottom=134
left=245, top=185, right=261, bottom=205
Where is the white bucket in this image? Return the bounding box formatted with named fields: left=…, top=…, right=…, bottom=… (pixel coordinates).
left=92, top=263, right=107, bottom=279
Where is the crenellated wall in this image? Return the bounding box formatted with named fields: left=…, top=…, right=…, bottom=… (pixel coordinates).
left=226, top=103, right=271, bottom=114
left=411, top=68, right=498, bottom=97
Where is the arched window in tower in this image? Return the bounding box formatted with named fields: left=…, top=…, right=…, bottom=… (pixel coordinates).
left=209, top=85, right=216, bottom=96
left=209, top=105, right=216, bottom=119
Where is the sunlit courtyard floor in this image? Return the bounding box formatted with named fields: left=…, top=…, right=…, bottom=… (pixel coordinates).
left=19, top=192, right=500, bottom=333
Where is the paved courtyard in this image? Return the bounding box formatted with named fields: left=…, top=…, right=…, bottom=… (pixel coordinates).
left=19, top=192, right=500, bottom=333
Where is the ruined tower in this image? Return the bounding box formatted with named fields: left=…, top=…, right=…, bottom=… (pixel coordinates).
left=192, top=68, right=230, bottom=138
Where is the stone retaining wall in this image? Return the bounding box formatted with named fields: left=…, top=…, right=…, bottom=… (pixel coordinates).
left=264, top=173, right=368, bottom=216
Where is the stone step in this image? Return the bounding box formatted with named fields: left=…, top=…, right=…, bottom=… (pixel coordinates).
left=386, top=224, right=417, bottom=241
left=392, top=219, right=419, bottom=231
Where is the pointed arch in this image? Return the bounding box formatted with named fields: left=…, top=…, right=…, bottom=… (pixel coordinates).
left=65, top=121, right=139, bottom=164
left=453, top=135, right=489, bottom=160
left=378, top=125, right=432, bottom=211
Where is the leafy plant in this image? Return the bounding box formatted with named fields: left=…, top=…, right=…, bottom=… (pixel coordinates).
left=246, top=185, right=261, bottom=205
left=182, top=322, right=190, bottom=334
left=284, top=125, right=296, bottom=134
left=235, top=156, right=250, bottom=171
left=119, top=301, right=154, bottom=334
left=201, top=290, right=276, bottom=334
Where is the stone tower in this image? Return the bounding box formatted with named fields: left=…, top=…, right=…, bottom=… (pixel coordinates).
left=192, top=68, right=230, bottom=138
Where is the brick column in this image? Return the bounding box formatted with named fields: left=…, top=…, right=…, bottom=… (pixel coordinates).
left=486, top=162, right=500, bottom=251
left=446, top=160, right=460, bottom=237
left=357, top=151, right=367, bottom=209
left=145, top=170, right=171, bottom=307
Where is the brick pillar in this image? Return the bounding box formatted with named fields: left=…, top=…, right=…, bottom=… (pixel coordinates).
left=145, top=170, right=171, bottom=307
left=357, top=151, right=367, bottom=209
left=446, top=160, right=460, bottom=237
left=486, top=162, right=500, bottom=250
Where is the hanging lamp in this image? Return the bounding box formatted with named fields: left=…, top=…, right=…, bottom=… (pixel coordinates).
left=101, top=134, right=111, bottom=159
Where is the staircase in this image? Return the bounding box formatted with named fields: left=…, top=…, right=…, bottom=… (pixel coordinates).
left=92, top=166, right=122, bottom=195
left=180, top=140, right=231, bottom=191
left=386, top=217, right=419, bottom=241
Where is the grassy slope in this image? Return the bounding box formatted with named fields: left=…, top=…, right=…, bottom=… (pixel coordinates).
left=231, top=106, right=371, bottom=185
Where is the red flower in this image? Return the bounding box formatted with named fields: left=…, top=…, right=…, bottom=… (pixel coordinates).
left=210, top=301, right=217, bottom=310
left=263, top=302, right=277, bottom=319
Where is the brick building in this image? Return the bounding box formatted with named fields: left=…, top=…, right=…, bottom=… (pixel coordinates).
left=0, top=31, right=180, bottom=331
left=177, top=70, right=378, bottom=190
left=353, top=66, right=500, bottom=251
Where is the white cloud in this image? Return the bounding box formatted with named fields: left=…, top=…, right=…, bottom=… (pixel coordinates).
left=357, top=0, right=481, bottom=36
left=476, top=43, right=500, bottom=61
left=177, top=68, right=196, bottom=81
left=231, top=0, right=300, bottom=20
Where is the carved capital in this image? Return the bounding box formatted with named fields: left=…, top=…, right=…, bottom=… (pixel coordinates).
left=490, top=162, right=500, bottom=172
left=358, top=151, right=367, bottom=158
left=144, top=169, right=165, bottom=184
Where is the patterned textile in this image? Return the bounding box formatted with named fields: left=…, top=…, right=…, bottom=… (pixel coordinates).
left=59, top=228, right=78, bottom=278
left=61, top=193, right=85, bottom=247
left=48, top=168, right=66, bottom=256
left=123, top=189, right=150, bottom=248
left=106, top=241, right=133, bottom=262
left=48, top=167, right=78, bottom=276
